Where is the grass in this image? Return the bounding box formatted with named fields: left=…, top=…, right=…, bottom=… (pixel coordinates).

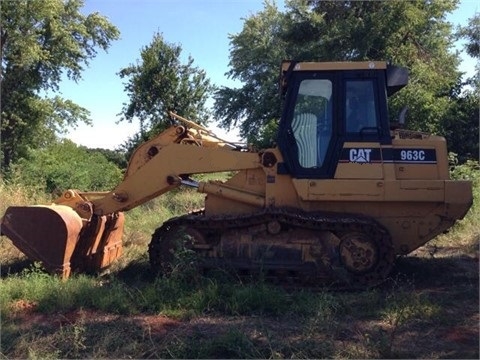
left=432, top=160, right=480, bottom=253
left=0, top=260, right=478, bottom=358
left=0, top=164, right=479, bottom=359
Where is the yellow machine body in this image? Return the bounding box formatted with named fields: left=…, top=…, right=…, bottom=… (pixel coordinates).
left=0, top=61, right=473, bottom=287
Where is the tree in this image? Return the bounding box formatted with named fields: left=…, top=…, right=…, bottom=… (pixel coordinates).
left=443, top=12, right=480, bottom=162
left=457, top=13, right=480, bottom=59
left=118, top=32, right=213, bottom=154
left=214, top=0, right=463, bottom=147
left=214, top=2, right=288, bottom=145
left=0, top=0, right=119, bottom=170
left=442, top=92, right=479, bottom=162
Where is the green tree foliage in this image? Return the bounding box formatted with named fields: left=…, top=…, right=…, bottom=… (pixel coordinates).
left=444, top=12, right=480, bottom=162
left=441, top=13, right=480, bottom=163
left=214, top=0, right=469, bottom=155
left=118, top=33, right=214, bottom=153
left=214, top=2, right=287, bottom=142
left=85, top=147, right=128, bottom=170
left=10, top=140, right=123, bottom=193
left=442, top=92, right=479, bottom=162
left=0, top=0, right=119, bottom=170
left=457, top=13, right=480, bottom=59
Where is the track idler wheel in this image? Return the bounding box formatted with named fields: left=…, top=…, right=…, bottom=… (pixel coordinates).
left=337, top=230, right=394, bottom=288
left=339, top=232, right=378, bottom=273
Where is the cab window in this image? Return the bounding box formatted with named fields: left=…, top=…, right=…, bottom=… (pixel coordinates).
left=345, top=80, right=378, bottom=134
left=291, top=79, right=333, bottom=168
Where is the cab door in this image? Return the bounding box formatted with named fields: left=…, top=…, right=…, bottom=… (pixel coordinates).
left=277, top=72, right=342, bottom=179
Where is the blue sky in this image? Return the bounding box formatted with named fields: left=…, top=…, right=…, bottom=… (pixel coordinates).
left=62, top=0, right=478, bottom=149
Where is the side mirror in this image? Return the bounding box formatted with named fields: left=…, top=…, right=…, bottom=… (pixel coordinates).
left=398, top=106, right=408, bottom=126
left=390, top=106, right=408, bottom=130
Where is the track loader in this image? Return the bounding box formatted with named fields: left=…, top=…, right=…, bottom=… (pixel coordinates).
left=0, top=61, right=473, bottom=288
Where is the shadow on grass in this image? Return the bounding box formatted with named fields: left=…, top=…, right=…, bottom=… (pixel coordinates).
left=1, top=307, right=330, bottom=359
left=0, top=259, right=34, bottom=278
left=114, top=258, right=158, bottom=284
left=391, top=252, right=478, bottom=289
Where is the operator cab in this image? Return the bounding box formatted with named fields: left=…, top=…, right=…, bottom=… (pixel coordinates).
left=277, top=61, right=408, bottom=179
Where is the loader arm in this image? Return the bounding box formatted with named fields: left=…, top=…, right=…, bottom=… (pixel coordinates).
left=91, top=143, right=261, bottom=215
left=1, top=113, right=259, bottom=278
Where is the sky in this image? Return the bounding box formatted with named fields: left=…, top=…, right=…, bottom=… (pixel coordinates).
left=61, top=0, right=479, bottom=150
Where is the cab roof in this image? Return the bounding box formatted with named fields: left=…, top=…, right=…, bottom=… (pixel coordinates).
left=281, top=60, right=387, bottom=72
left=280, top=60, right=408, bottom=96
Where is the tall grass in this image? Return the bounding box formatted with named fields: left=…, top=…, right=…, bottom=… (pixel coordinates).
left=0, top=180, right=53, bottom=267
left=0, top=262, right=345, bottom=320
left=433, top=160, right=480, bottom=251
left=0, top=179, right=52, bottom=213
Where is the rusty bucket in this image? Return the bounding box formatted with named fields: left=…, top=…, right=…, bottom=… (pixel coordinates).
left=1, top=205, right=84, bottom=278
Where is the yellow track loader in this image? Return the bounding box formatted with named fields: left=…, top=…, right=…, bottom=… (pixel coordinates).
left=0, top=61, right=473, bottom=288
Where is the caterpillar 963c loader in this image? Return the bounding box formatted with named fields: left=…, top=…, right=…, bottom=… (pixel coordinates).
left=0, top=61, right=473, bottom=288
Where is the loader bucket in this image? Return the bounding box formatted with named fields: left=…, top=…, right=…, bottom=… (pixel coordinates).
left=1, top=205, right=83, bottom=278
left=1, top=204, right=125, bottom=279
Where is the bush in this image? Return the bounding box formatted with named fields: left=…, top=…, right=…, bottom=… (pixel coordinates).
left=450, top=159, right=480, bottom=181
left=432, top=159, right=480, bottom=249
left=8, top=140, right=123, bottom=193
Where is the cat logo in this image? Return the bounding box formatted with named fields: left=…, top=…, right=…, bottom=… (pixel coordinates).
left=349, top=148, right=372, bottom=163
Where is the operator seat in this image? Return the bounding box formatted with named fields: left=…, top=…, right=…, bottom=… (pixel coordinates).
left=291, top=113, right=318, bottom=168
